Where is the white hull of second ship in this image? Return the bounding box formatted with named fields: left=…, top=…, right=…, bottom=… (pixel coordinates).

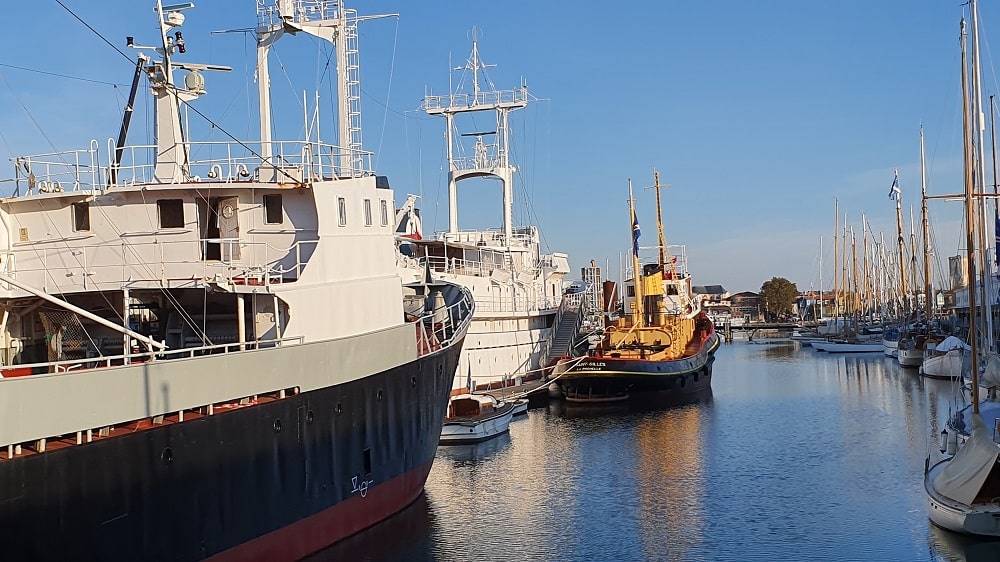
left=460, top=312, right=556, bottom=391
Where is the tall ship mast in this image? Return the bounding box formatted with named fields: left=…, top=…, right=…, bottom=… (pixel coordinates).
left=396, top=33, right=572, bottom=393
left=0, top=2, right=474, bottom=559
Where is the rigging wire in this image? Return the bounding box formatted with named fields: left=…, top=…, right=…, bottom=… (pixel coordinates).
left=0, top=63, right=128, bottom=87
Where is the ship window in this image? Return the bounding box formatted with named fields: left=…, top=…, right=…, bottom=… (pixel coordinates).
left=338, top=197, right=347, bottom=227
left=363, top=198, right=373, bottom=227
left=380, top=200, right=389, bottom=226
left=72, top=202, right=90, bottom=232
left=263, top=194, right=283, bottom=224
left=158, top=199, right=184, bottom=229
left=627, top=285, right=635, bottom=298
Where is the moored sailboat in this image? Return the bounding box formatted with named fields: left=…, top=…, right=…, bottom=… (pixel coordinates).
left=924, top=10, right=1000, bottom=537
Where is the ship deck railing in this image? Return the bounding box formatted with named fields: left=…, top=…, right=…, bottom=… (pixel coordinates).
left=409, top=285, right=475, bottom=358
left=435, top=228, right=537, bottom=249
left=406, top=255, right=558, bottom=313
left=256, top=0, right=342, bottom=28
left=1, top=335, right=306, bottom=379
left=4, top=139, right=374, bottom=196
left=2, top=238, right=318, bottom=292
left=422, top=87, right=528, bottom=112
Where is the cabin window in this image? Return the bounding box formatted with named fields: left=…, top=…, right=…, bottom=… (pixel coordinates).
left=157, top=199, right=184, bottom=229
left=363, top=198, right=373, bottom=227
left=72, top=202, right=90, bottom=232
left=263, top=194, right=283, bottom=224
left=380, top=200, right=389, bottom=226
left=338, top=197, right=347, bottom=227
left=627, top=285, right=635, bottom=298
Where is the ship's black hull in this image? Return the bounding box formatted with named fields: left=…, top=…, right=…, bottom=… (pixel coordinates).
left=0, top=339, right=463, bottom=561
left=557, top=333, right=720, bottom=401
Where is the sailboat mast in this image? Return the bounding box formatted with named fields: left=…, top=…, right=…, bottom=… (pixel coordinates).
left=629, top=180, right=645, bottom=328
left=843, top=213, right=849, bottom=317
left=909, top=206, right=918, bottom=312
left=960, top=18, right=980, bottom=412
left=819, top=236, right=825, bottom=320
left=921, top=126, right=933, bottom=319
left=852, top=225, right=859, bottom=325
left=894, top=168, right=908, bottom=314
left=833, top=199, right=840, bottom=319
left=970, top=0, right=995, bottom=349
left=862, top=213, right=870, bottom=320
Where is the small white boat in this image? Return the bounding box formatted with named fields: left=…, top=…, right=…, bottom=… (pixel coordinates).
left=440, top=394, right=515, bottom=445
left=925, top=414, right=1000, bottom=536
left=920, top=336, right=969, bottom=379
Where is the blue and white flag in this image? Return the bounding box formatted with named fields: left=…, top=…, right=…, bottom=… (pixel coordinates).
left=888, top=169, right=901, bottom=200
left=995, top=216, right=1000, bottom=272
left=632, top=210, right=641, bottom=257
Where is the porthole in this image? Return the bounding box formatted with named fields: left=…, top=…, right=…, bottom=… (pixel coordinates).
left=335, top=403, right=343, bottom=415
left=162, top=447, right=174, bottom=465
left=376, top=389, right=384, bottom=402
left=411, top=376, right=417, bottom=388
left=306, top=410, right=315, bottom=424
left=273, top=419, right=282, bottom=433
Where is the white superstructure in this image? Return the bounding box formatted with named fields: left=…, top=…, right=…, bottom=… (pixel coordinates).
left=0, top=0, right=470, bottom=455
left=397, top=35, right=571, bottom=391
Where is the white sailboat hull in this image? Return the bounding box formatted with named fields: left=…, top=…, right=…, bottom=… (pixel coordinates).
left=920, top=350, right=964, bottom=379
left=897, top=348, right=925, bottom=367
left=926, top=459, right=1000, bottom=536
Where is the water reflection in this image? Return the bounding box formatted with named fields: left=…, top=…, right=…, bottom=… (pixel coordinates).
left=928, top=525, right=1000, bottom=562
left=304, top=493, right=435, bottom=562
left=435, top=431, right=512, bottom=463
left=310, top=342, right=988, bottom=561
left=634, top=396, right=710, bottom=561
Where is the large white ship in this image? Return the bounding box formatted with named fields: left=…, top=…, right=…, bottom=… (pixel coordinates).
left=396, top=36, right=573, bottom=392
left=0, top=2, right=473, bottom=559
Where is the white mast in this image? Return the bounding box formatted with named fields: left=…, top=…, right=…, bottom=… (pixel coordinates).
left=423, top=31, right=528, bottom=242
left=255, top=1, right=391, bottom=175
left=141, top=1, right=230, bottom=182
left=969, top=0, right=995, bottom=347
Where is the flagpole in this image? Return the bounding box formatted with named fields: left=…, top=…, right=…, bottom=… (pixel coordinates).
left=891, top=169, right=908, bottom=315
left=629, top=179, right=645, bottom=327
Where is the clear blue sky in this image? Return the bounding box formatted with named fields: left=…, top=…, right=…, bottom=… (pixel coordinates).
left=0, top=1, right=993, bottom=293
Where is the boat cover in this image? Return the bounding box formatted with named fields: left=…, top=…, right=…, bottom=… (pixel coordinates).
left=933, top=414, right=1000, bottom=505
left=935, top=336, right=970, bottom=352
left=982, top=353, right=1000, bottom=389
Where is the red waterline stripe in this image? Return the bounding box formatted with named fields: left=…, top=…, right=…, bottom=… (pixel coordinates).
left=208, top=460, right=434, bottom=562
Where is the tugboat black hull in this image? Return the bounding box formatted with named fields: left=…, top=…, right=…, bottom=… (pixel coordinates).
left=556, top=333, right=720, bottom=402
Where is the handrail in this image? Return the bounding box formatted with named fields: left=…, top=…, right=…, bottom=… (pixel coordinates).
left=5, top=238, right=319, bottom=290
left=410, top=286, right=475, bottom=358
left=4, top=139, right=376, bottom=195
left=0, top=336, right=306, bottom=378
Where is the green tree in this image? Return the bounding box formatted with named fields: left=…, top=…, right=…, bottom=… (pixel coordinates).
left=759, top=277, right=798, bottom=317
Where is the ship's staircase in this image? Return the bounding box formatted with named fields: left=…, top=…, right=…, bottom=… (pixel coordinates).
left=541, top=291, right=587, bottom=368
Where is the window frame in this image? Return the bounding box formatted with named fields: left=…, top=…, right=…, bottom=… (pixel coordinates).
left=262, top=193, right=283, bottom=225
left=157, top=199, right=185, bottom=229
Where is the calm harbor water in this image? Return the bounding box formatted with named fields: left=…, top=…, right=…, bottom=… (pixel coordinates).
left=313, top=340, right=1000, bottom=561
